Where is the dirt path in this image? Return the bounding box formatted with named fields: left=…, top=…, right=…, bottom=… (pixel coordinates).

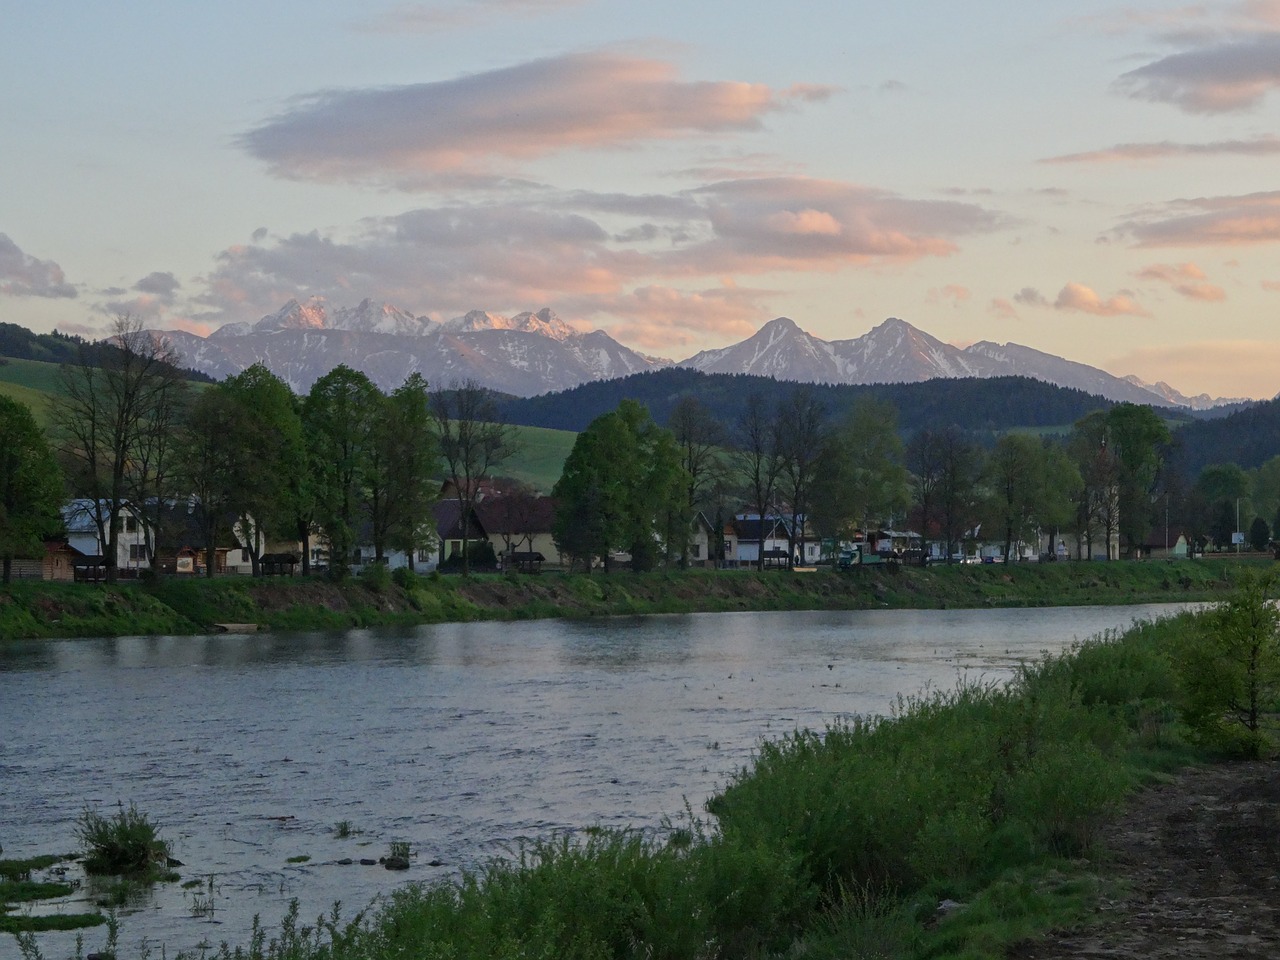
left=1014, top=761, right=1280, bottom=959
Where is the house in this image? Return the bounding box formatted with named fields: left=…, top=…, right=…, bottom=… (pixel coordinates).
left=61, top=499, right=150, bottom=578
left=681, top=512, right=717, bottom=568
left=1138, top=525, right=1190, bottom=560
left=3, top=539, right=84, bottom=581
left=433, top=499, right=492, bottom=567
left=477, top=493, right=563, bottom=568
left=730, top=516, right=793, bottom=567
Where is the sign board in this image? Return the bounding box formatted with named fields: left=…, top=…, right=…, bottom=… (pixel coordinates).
left=1232, top=532, right=1246, bottom=545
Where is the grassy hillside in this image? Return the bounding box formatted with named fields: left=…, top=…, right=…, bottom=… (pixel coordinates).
left=502, top=423, right=577, bottom=491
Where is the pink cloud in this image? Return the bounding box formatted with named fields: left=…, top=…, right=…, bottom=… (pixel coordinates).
left=1054, top=282, right=1151, bottom=317
left=583, top=283, right=767, bottom=350
left=1042, top=135, right=1280, bottom=164
left=1135, top=261, right=1227, bottom=300
left=240, top=52, right=837, bottom=187
left=927, top=284, right=970, bottom=307
left=1263, top=279, right=1280, bottom=292
left=989, top=298, right=1019, bottom=320
left=1115, top=33, right=1280, bottom=113
left=1117, top=191, right=1280, bottom=246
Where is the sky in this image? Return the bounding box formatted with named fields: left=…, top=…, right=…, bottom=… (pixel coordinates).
left=3, top=1, right=1280, bottom=399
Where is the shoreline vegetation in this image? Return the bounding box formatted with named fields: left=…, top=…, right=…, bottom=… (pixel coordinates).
left=7, top=564, right=1277, bottom=958
left=0, top=557, right=1268, bottom=642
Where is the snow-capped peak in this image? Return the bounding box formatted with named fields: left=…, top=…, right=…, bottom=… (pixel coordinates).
left=253, top=298, right=328, bottom=333
left=508, top=308, right=576, bottom=341
left=331, top=298, right=436, bottom=336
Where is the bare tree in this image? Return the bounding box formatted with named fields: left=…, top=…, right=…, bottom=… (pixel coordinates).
left=668, top=396, right=726, bottom=567
left=53, top=315, right=188, bottom=582
left=776, top=387, right=828, bottom=566
left=734, top=392, right=783, bottom=571
left=432, top=381, right=517, bottom=575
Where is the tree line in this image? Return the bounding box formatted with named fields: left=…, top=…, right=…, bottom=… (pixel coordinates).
left=0, top=315, right=517, bottom=583
left=3, top=315, right=1277, bottom=584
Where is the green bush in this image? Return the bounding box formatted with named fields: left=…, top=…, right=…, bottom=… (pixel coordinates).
left=77, top=803, right=170, bottom=877
left=359, top=561, right=393, bottom=593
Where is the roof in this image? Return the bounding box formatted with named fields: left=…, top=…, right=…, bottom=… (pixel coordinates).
left=475, top=494, right=557, bottom=535
left=433, top=499, right=488, bottom=540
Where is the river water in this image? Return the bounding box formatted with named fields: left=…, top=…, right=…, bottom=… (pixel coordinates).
left=0, top=604, right=1191, bottom=958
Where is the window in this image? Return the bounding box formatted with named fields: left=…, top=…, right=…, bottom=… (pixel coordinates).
left=241, top=548, right=250, bottom=563
left=129, top=544, right=146, bottom=560
left=124, top=516, right=138, bottom=533
left=691, top=544, right=702, bottom=558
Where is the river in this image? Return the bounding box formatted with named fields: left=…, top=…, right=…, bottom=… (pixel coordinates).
left=0, top=604, right=1192, bottom=958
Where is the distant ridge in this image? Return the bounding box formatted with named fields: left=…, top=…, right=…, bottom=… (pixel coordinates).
left=143, top=301, right=1246, bottom=408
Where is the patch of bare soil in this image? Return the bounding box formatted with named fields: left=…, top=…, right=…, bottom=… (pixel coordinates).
left=1013, top=761, right=1280, bottom=959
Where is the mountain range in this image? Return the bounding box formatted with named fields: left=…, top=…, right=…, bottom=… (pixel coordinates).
left=151, top=299, right=1247, bottom=409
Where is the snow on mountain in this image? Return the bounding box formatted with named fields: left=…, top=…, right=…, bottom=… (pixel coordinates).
left=154, top=301, right=662, bottom=396
left=331, top=298, right=436, bottom=337
left=154, top=299, right=1239, bottom=408
left=1119, top=374, right=1252, bottom=411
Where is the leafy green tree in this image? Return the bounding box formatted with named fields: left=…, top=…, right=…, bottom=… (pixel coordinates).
left=176, top=387, right=254, bottom=577
left=936, top=427, right=982, bottom=561
left=1251, top=455, right=1280, bottom=535
left=220, top=365, right=306, bottom=576
left=1107, top=403, right=1170, bottom=557
left=552, top=400, right=686, bottom=573
left=433, top=380, right=517, bottom=576
left=981, top=435, right=1080, bottom=562
left=811, top=397, right=907, bottom=547
left=906, top=428, right=946, bottom=565
left=1249, top=516, right=1271, bottom=552
left=1068, top=411, right=1119, bottom=560
left=1196, top=463, right=1250, bottom=550
left=304, top=366, right=381, bottom=577
left=370, top=373, right=438, bottom=567
left=1176, top=571, right=1280, bottom=757
left=0, top=396, right=63, bottom=582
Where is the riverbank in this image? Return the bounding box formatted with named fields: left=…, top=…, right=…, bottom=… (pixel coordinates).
left=0, top=558, right=1265, bottom=640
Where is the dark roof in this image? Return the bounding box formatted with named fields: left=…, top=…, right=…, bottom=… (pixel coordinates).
left=433, top=499, right=488, bottom=540
left=475, top=495, right=557, bottom=535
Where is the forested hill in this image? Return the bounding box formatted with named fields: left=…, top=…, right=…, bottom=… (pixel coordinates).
left=1168, top=396, right=1280, bottom=475
left=495, top=368, right=1133, bottom=434
left=0, top=321, right=215, bottom=383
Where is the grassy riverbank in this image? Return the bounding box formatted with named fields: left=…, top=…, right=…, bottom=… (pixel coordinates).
left=0, top=557, right=1267, bottom=641
left=123, top=606, right=1226, bottom=960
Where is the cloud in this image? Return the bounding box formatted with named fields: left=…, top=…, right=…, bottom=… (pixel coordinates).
left=1116, top=191, right=1280, bottom=246
left=684, top=177, right=1007, bottom=271
left=1013, top=287, right=1049, bottom=306
left=0, top=233, right=77, bottom=298
left=193, top=179, right=1004, bottom=351
left=1054, top=282, right=1151, bottom=317
left=1135, top=261, right=1226, bottom=300
left=1115, top=32, right=1280, bottom=113
left=989, top=298, right=1020, bottom=320
left=134, top=271, right=181, bottom=300
left=927, top=284, right=970, bottom=306
left=1106, top=339, right=1280, bottom=400
left=1264, top=279, right=1280, bottom=292
left=354, top=0, right=587, bottom=33
left=240, top=52, right=837, bottom=187
left=1042, top=135, right=1280, bottom=164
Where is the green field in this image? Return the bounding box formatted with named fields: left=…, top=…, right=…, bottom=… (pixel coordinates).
left=503, top=423, right=577, bottom=491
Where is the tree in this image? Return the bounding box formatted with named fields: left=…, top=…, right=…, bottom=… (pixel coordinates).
left=1176, top=571, right=1280, bottom=758
left=1195, top=463, right=1251, bottom=550
left=433, top=381, right=517, bottom=576
left=733, top=393, right=783, bottom=571
left=176, top=387, right=254, bottom=577
left=380, top=374, right=440, bottom=570
left=906, top=428, right=946, bottom=565
left=775, top=387, right=828, bottom=565
left=936, top=427, right=982, bottom=561
left=53, top=314, right=189, bottom=582
left=1249, top=516, right=1271, bottom=552
left=552, top=400, right=686, bottom=573
left=1068, top=412, right=1120, bottom=560
left=1107, top=403, right=1170, bottom=557
left=0, top=396, right=63, bottom=582
left=220, top=365, right=306, bottom=576
left=304, top=366, right=381, bottom=577
left=810, top=397, right=907, bottom=548
left=668, top=396, right=726, bottom=567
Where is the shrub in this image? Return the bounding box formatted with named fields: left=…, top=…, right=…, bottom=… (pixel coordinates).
left=77, top=803, right=170, bottom=876
left=1175, top=570, right=1280, bottom=757
left=359, top=561, right=393, bottom=594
